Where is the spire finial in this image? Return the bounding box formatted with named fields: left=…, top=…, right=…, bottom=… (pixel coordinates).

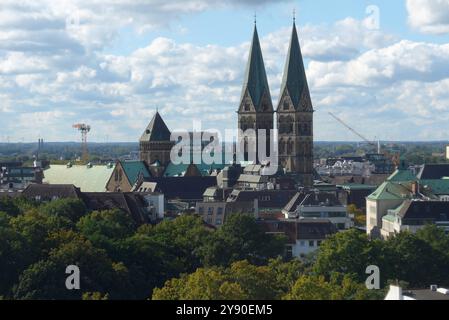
left=254, top=11, right=257, bottom=25
left=293, top=8, right=296, bottom=24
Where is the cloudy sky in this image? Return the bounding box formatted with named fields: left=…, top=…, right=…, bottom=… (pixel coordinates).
left=1, top=0, right=449, bottom=142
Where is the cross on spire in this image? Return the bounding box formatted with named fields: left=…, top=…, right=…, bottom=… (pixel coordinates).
left=254, top=11, right=257, bottom=25
left=293, top=8, right=296, bottom=23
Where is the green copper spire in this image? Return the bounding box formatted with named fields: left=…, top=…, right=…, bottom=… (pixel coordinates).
left=240, top=24, right=272, bottom=111
left=280, top=21, right=310, bottom=110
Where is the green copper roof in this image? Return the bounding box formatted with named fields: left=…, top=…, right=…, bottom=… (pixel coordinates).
left=140, top=112, right=171, bottom=142
left=240, top=25, right=272, bottom=110
left=279, top=22, right=310, bottom=110
left=120, top=161, right=151, bottom=185
left=367, top=181, right=413, bottom=201
left=43, top=164, right=115, bottom=192
left=387, top=169, right=417, bottom=182
left=420, top=179, right=449, bottom=195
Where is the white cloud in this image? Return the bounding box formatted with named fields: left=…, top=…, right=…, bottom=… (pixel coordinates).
left=0, top=1, right=449, bottom=142
left=406, top=0, right=449, bottom=34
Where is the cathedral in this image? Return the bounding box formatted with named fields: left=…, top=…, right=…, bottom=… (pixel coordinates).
left=237, top=21, right=314, bottom=186
left=139, top=20, right=314, bottom=186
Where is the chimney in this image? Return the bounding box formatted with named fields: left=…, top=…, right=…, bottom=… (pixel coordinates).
left=411, top=181, right=419, bottom=197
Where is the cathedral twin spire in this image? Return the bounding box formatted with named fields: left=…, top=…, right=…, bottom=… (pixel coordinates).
left=240, top=24, right=273, bottom=112
left=239, top=20, right=312, bottom=113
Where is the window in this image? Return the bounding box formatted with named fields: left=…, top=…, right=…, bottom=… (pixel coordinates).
left=300, top=241, right=305, bottom=247
left=114, top=170, right=119, bottom=181
left=217, top=207, right=223, bottom=215
left=283, top=101, right=289, bottom=110
left=207, top=207, right=214, bottom=215
left=309, top=240, right=315, bottom=247
left=317, top=241, right=322, bottom=247
left=198, top=207, right=204, bottom=214
left=215, top=218, right=222, bottom=225
left=244, top=101, right=251, bottom=111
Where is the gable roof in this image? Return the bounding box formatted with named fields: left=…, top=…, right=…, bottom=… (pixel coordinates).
left=228, top=189, right=297, bottom=209
left=396, top=200, right=449, bottom=221
left=240, top=25, right=272, bottom=110
left=43, top=164, right=115, bottom=192
left=120, top=161, right=151, bottom=185
left=164, top=161, right=226, bottom=177
left=296, top=219, right=337, bottom=240
left=283, top=190, right=343, bottom=213
left=139, top=111, right=171, bottom=142
left=22, top=184, right=82, bottom=200
left=367, top=181, right=414, bottom=201
left=147, top=176, right=217, bottom=201
left=420, top=179, right=449, bottom=196
left=387, top=169, right=417, bottom=182
left=279, top=22, right=311, bottom=110
left=81, top=192, right=148, bottom=224
left=283, top=191, right=308, bottom=213
left=417, top=164, right=449, bottom=180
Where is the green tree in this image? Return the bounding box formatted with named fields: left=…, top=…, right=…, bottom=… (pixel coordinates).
left=383, top=231, right=445, bottom=287
left=152, top=268, right=248, bottom=300
left=199, top=214, right=286, bottom=267
left=40, top=198, right=87, bottom=223
left=13, top=233, right=125, bottom=300
left=76, top=209, right=136, bottom=257
left=10, top=209, right=73, bottom=263
left=313, top=229, right=376, bottom=282
left=228, top=260, right=282, bottom=300
left=0, top=212, right=29, bottom=297
left=347, top=204, right=365, bottom=227
left=139, top=215, right=212, bottom=275
left=267, top=258, right=306, bottom=294
left=284, top=273, right=379, bottom=300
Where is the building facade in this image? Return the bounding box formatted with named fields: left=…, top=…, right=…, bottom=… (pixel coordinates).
left=139, top=111, right=174, bottom=167
left=237, top=24, right=274, bottom=164
left=277, top=22, right=314, bottom=186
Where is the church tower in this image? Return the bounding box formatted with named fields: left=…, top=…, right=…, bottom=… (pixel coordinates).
left=139, top=111, right=174, bottom=167
left=277, top=21, right=314, bottom=186
left=238, top=23, right=274, bottom=163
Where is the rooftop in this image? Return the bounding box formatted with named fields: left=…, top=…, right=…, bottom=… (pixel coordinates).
left=43, top=164, right=115, bottom=192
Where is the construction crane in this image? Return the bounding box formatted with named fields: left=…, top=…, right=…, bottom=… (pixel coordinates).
left=328, top=112, right=380, bottom=153
left=328, top=112, right=400, bottom=167
left=72, top=123, right=91, bottom=163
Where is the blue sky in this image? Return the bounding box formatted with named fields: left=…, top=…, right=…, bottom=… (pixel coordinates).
left=1, top=0, right=449, bottom=142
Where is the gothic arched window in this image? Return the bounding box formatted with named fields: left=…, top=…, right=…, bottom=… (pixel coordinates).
left=287, top=139, right=293, bottom=155
left=285, top=116, right=294, bottom=134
